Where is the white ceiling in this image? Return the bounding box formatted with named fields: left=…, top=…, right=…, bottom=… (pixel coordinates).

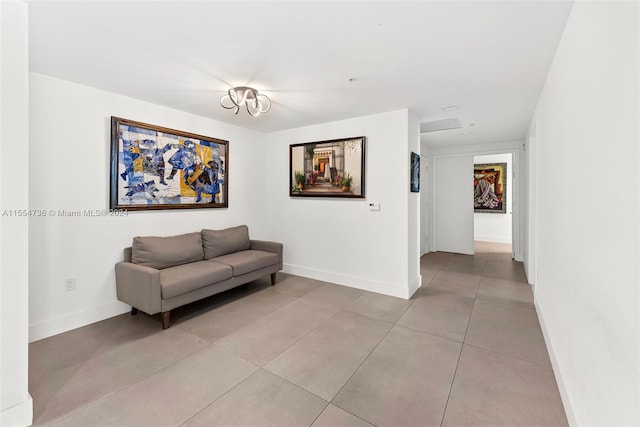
left=28, top=1, right=574, bottom=146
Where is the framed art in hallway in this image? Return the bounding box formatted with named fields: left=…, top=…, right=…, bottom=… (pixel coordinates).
left=410, top=152, right=420, bottom=192
left=289, top=136, right=365, bottom=198
left=473, top=162, right=507, bottom=213
left=110, top=117, right=229, bottom=210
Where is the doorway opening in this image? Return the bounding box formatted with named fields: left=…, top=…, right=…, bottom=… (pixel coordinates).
left=473, top=153, right=513, bottom=257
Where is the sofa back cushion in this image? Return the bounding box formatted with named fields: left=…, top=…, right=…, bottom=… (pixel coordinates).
left=132, top=232, right=204, bottom=269
left=202, top=225, right=251, bottom=259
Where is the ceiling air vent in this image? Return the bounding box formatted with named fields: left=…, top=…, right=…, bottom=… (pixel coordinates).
left=420, top=118, right=463, bottom=133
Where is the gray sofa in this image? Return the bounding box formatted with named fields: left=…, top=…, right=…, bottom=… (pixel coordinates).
left=115, top=225, right=283, bottom=329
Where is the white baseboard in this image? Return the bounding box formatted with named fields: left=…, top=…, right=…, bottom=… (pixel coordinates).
left=534, top=300, right=578, bottom=426
left=408, top=275, right=422, bottom=298
left=1, top=395, right=32, bottom=427
left=29, top=269, right=421, bottom=341
left=283, top=263, right=417, bottom=299
left=29, top=300, right=130, bottom=342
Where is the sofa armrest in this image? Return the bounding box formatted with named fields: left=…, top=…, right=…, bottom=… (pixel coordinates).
left=250, top=240, right=283, bottom=269
left=115, top=261, right=162, bottom=315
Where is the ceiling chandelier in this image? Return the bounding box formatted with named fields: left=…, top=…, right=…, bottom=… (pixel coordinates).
left=220, top=86, right=271, bottom=117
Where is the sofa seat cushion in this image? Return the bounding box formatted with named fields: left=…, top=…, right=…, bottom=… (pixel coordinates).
left=211, top=250, right=280, bottom=276
left=160, top=260, right=232, bottom=299
left=132, top=232, right=204, bottom=269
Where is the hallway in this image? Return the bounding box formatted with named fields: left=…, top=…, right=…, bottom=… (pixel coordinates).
left=418, top=241, right=566, bottom=424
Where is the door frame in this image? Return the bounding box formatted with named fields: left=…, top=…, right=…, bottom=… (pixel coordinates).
left=430, top=144, right=524, bottom=261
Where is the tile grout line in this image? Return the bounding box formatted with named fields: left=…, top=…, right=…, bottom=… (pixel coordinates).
left=39, top=250, right=533, bottom=427
left=187, top=285, right=354, bottom=369
left=47, top=330, right=212, bottom=426
left=473, top=294, right=537, bottom=311
left=251, top=365, right=375, bottom=427
left=393, top=322, right=465, bottom=344
left=345, top=291, right=418, bottom=327
left=264, top=294, right=409, bottom=426
left=178, top=366, right=263, bottom=427
left=258, top=298, right=362, bottom=370
left=325, top=311, right=402, bottom=427
left=186, top=297, right=354, bottom=417
left=175, top=285, right=375, bottom=425
left=185, top=312, right=355, bottom=426
left=42, top=283, right=300, bottom=426
left=208, top=295, right=382, bottom=405
left=182, top=254, right=494, bottom=427
left=242, top=306, right=343, bottom=370
left=437, top=254, right=485, bottom=427
left=29, top=314, right=160, bottom=387
left=177, top=365, right=335, bottom=427
left=307, top=402, right=332, bottom=427
left=462, top=342, right=554, bottom=369
left=173, top=282, right=308, bottom=342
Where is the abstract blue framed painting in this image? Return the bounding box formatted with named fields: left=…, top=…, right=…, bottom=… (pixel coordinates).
left=110, top=117, right=229, bottom=210
left=410, top=152, right=420, bottom=193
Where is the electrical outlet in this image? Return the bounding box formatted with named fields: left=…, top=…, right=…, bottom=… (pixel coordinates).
left=65, top=278, right=76, bottom=292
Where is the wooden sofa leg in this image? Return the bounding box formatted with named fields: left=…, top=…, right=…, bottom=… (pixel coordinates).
left=131, top=307, right=138, bottom=315
left=270, top=272, right=277, bottom=286
left=162, top=311, right=171, bottom=330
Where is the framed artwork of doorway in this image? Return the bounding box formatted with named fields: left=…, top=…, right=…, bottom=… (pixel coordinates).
left=289, top=136, right=366, bottom=198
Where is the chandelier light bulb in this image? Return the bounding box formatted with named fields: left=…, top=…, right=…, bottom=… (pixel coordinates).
left=220, top=86, right=271, bottom=117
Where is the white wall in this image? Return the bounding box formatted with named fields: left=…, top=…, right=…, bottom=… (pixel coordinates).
left=29, top=73, right=267, bottom=341
left=523, top=123, right=536, bottom=285
left=0, top=1, right=33, bottom=425
left=407, top=112, right=421, bottom=292
left=264, top=109, right=420, bottom=299
left=28, top=77, right=423, bottom=340
left=529, top=2, right=639, bottom=425
left=473, top=153, right=512, bottom=243
left=418, top=144, right=431, bottom=255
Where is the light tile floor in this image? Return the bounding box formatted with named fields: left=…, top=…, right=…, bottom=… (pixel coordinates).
left=30, top=242, right=568, bottom=426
